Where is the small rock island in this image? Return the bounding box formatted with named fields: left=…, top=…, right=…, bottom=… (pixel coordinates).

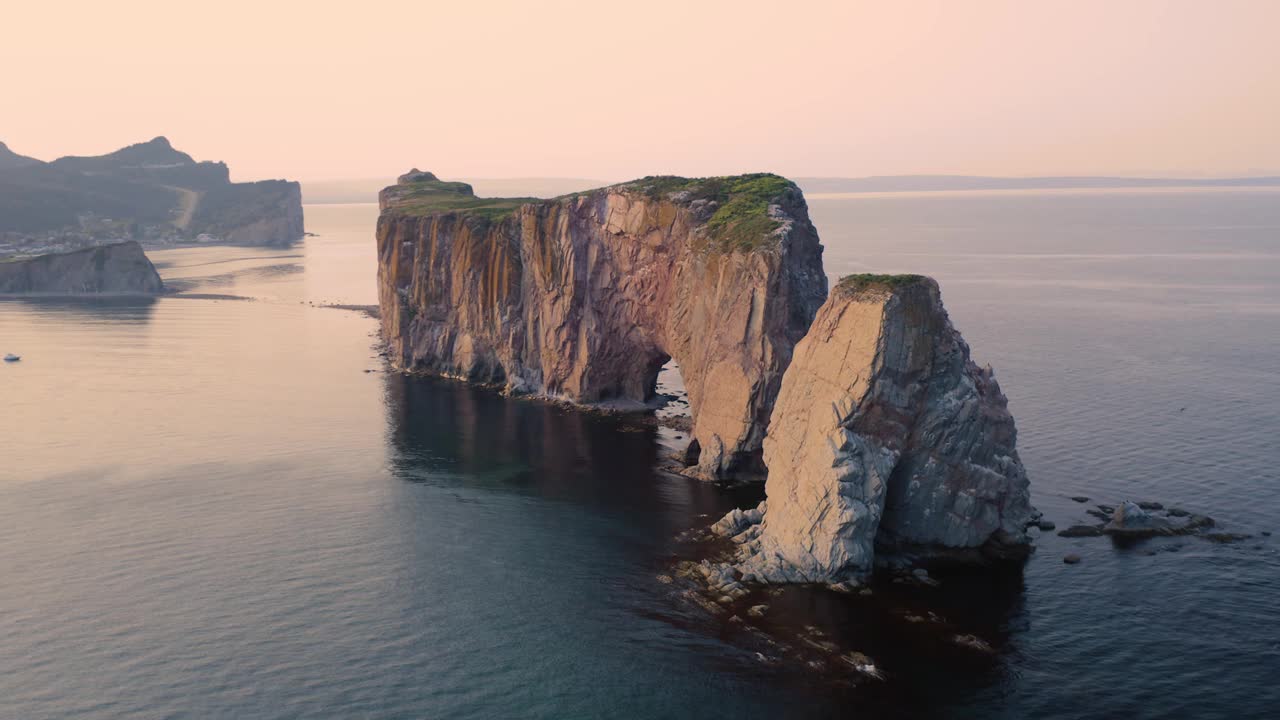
left=0, top=241, right=165, bottom=295
left=712, top=275, right=1032, bottom=581
left=376, top=170, right=1033, bottom=579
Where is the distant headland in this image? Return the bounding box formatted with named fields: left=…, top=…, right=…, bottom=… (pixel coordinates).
left=794, top=174, right=1280, bottom=194
left=0, top=137, right=304, bottom=257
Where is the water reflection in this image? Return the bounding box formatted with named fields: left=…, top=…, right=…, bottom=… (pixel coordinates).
left=381, top=371, right=739, bottom=521
left=161, top=262, right=304, bottom=294
left=0, top=295, right=158, bottom=323
left=379, top=369, right=1032, bottom=719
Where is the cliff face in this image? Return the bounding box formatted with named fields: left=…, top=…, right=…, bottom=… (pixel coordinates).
left=377, top=171, right=827, bottom=481
left=191, top=180, right=305, bottom=246
left=713, top=276, right=1032, bottom=581
left=0, top=241, right=164, bottom=295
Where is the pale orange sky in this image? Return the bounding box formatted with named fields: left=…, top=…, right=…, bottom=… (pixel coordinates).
left=3, top=0, right=1277, bottom=182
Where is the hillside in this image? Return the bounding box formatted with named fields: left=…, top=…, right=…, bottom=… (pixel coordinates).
left=0, top=141, right=41, bottom=170
left=0, top=137, right=303, bottom=253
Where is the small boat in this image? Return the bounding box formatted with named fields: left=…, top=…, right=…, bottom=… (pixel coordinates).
left=3, top=354, right=19, bottom=362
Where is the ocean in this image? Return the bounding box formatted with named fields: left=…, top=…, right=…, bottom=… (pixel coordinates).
left=3, top=189, right=1278, bottom=719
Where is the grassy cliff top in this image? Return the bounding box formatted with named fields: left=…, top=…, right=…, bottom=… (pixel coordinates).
left=381, top=171, right=800, bottom=252
left=380, top=174, right=540, bottom=222
left=611, top=173, right=795, bottom=251
left=835, top=273, right=930, bottom=295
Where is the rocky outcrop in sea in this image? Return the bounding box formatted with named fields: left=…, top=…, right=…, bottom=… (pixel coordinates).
left=375, top=169, right=1036, bottom=578
left=711, top=275, right=1033, bottom=581
left=376, top=171, right=827, bottom=481
left=0, top=241, right=164, bottom=295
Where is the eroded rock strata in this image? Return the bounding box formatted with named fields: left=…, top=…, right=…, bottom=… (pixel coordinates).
left=376, top=171, right=827, bottom=480
left=713, top=275, right=1033, bottom=581
left=0, top=241, right=164, bottom=295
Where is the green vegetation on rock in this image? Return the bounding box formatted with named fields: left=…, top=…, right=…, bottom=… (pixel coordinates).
left=383, top=171, right=800, bottom=250
left=618, top=173, right=795, bottom=252
left=836, top=273, right=929, bottom=294
left=383, top=178, right=537, bottom=222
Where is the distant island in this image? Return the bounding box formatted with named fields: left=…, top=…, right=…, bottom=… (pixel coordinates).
left=0, top=137, right=304, bottom=257
left=0, top=241, right=164, bottom=296
left=794, top=174, right=1280, bottom=194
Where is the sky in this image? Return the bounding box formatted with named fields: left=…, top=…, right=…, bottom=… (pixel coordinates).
left=3, top=0, right=1278, bottom=182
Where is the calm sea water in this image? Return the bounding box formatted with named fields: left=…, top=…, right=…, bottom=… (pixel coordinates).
left=3, top=191, right=1279, bottom=719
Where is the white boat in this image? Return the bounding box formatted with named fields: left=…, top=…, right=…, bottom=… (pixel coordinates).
left=3, top=354, right=19, bottom=362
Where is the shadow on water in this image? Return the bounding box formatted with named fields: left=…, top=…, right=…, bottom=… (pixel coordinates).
left=658, top=556, right=1033, bottom=719
left=380, top=371, right=747, bottom=523
left=380, top=370, right=1033, bottom=719
left=0, top=295, right=159, bottom=323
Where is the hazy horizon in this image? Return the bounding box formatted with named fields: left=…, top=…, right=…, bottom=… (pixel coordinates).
left=5, top=1, right=1279, bottom=183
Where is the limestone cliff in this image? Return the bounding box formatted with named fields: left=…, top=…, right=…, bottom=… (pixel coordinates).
left=713, top=275, right=1032, bottom=581
left=0, top=241, right=164, bottom=295
left=376, top=170, right=827, bottom=481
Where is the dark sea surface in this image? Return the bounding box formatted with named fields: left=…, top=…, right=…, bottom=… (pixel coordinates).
left=3, top=191, right=1279, bottom=719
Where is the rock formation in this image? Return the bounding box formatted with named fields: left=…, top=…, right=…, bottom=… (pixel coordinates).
left=713, top=275, right=1033, bottom=581
left=376, top=171, right=827, bottom=480
left=0, top=241, right=164, bottom=295
left=0, top=136, right=304, bottom=246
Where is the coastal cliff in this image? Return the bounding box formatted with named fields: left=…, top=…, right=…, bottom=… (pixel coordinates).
left=189, top=179, right=305, bottom=246
left=712, top=275, right=1033, bottom=581
left=376, top=170, right=827, bottom=481
left=0, top=241, right=164, bottom=295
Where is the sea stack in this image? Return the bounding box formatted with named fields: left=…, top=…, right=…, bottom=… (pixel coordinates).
left=376, top=171, right=828, bottom=481
left=0, top=241, right=165, bottom=295
left=713, top=275, right=1033, bottom=581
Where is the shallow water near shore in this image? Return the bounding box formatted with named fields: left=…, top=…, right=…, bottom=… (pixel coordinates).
left=3, top=193, right=1279, bottom=719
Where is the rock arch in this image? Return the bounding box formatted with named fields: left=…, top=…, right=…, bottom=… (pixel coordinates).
left=376, top=172, right=827, bottom=480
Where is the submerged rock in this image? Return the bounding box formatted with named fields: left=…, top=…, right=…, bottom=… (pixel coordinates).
left=1103, top=501, right=1215, bottom=538
left=712, top=275, right=1033, bottom=582
left=1058, top=525, right=1105, bottom=538
left=952, top=634, right=996, bottom=654
left=1104, top=501, right=1172, bottom=536
left=1202, top=532, right=1252, bottom=544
